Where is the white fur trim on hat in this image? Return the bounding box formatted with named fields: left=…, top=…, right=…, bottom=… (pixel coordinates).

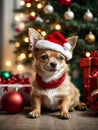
left=36, top=40, right=72, bottom=60
left=63, top=43, right=72, bottom=50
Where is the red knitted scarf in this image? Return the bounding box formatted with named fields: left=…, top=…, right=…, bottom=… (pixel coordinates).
left=36, top=73, right=66, bottom=89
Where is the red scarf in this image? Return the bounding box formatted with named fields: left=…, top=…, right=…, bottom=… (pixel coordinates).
left=36, top=73, right=66, bottom=89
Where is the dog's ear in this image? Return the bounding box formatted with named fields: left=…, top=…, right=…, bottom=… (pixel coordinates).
left=67, top=36, right=78, bottom=52
left=28, top=28, right=44, bottom=50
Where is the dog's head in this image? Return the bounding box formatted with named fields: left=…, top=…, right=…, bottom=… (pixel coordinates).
left=28, top=28, right=78, bottom=77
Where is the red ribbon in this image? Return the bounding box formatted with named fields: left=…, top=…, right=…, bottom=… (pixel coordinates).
left=89, top=69, right=98, bottom=78
left=3, top=86, right=8, bottom=92
left=91, top=51, right=98, bottom=57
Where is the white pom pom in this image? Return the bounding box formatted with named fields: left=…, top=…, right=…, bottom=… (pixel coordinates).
left=63, top=42, right=71, bottom=50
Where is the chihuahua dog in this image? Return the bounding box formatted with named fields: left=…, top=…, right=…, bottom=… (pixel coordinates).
left=28, top=28, right=87, bottom=119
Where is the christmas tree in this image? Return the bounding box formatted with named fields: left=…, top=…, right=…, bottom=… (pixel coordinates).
left=10, top=0, right=98, bottom=75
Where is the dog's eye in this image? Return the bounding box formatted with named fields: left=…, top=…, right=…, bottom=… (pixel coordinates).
left=41, top=54, right=48, bottom=60
left=58, top=56, right=64, bottom=61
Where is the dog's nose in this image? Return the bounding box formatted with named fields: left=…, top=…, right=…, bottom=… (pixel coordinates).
left=50, top=62, right=57, bottom=68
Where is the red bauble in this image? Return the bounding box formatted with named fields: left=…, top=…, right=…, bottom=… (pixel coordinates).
left=89, top=89, right=98, bottom=112
left=15, top=28, right=21, bottom=33
left=25, top=0, right=31, bottom=3
left=59, top=0, right=72, bottom=6
left=1, top=91, right=25, bottom=113
left=28, top=15, right=36, bottom=21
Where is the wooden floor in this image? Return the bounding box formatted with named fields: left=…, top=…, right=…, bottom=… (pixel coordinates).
left=0, top=107, right=98, bottom=130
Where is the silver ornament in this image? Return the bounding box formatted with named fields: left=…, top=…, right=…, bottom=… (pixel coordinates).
left=44, top=4, right=54, bottom=14
left=35, top=16, right=43, bottom=22
left=83, top=9, right=93, bottom=22
left=64, top=8, right=74, bottom=20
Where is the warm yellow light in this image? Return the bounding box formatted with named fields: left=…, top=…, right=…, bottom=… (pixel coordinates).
left=55, top=24, right=61, bottom=30
left=17, top=64, right=25, bottom=71
left=19, top=13, right=24, bottom=18
left=41, top=31, right=47, bottom=37
left=20, top=0, right=25, bottom=6
left=37, top=29, right=41, bottom=32
left=28, top=53, right=33, bottom=58
left=31, top=11, right=36, bottom=16
left=24, top=37, right=29, bottom=42
left=86, top=52, right=91, bottom=57
left=15, top=42, right=20, bottom=47
left=17, top=56, right=22, bottom=61
left=17, top=53, right=26, bottom=61
left=20, top=53, right=26, bottom=59
left=14, top=15, right=20, bottom=21
left=26, top=3, right=31, bottom=8
left=5, top=60, right=12, bottom=67
left=19, top=23, right=25, bottom=29
left=37, top=3, right=43, bottom=9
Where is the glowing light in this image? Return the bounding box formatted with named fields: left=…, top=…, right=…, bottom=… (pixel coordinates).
left=41, top=31, right=47, bottom=37
left=5, top=60, right=12, bottom=67
left=20, top=0, right=25, bottom=6
left=15, top=42, right=20, bottom=47
left=37, top=3, right=43, bottom=9
left=19, top=22, right=25, bottom=30
left=19, top=13, right=24, bottom=18
left=20, top=53, right=26, bottom=59
left=31, top=11, right=36, bottom=16
left=28, top=53, right=33, bottom=58
left=86, top=52, right=91, bottom=57
left=55, top=24, right=61, bottom=30
left=26, top=3, right=31, bottom=8
left=17, top=64, right=25, bottom=71
left=24, top=37, right=29, bottom=42
left=14, top=15, right=20, bottom=21
left=17, top=53, right=26, bottom=61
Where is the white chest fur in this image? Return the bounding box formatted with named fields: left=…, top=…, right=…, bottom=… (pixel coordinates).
left=45, top=89, right=57, bottom=104
left=45, top=89, right=59, bottom=110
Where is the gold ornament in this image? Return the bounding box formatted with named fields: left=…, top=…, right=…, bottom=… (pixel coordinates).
left=85, top=32, right=96, bottom=44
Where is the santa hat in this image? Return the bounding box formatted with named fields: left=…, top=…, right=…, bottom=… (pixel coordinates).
left=35, top=32, right=73, bottom=60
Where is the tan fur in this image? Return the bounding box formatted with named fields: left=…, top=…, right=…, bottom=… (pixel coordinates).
left=28, top=28, right=87, bottom=119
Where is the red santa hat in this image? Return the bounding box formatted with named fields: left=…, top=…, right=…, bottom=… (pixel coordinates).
left=35, top=32, right=73, bottom=60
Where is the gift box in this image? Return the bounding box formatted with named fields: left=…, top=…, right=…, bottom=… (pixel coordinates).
left=89, top=69, right=98, bottom=94
left=80, top=51, right=98, bottom=103
left=80, top=57, right=98, bottom=78
left=0, top=72, right=32, bottom=109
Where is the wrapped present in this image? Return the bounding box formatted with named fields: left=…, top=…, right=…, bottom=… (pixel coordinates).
left=80, top=51, right=98, bottom=78
left=89, top=89, right=98, bottom=113
left=80, top=51, right=98, bottom=103
left=0, top=72, right=32, bottom=109
left=89, top=69, right=98, bottom=94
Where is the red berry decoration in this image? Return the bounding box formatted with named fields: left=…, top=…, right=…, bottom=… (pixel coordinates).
left=89, top=89, right=98, bottom=112
left=1, top=91, right=25, bottom=114
left=59, top=0, right=72, bottom=6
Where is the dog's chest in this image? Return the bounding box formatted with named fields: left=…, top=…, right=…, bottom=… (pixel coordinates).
left=46, top=89, right=57, bottom=103
left=44, top=89, right=60, bottom=110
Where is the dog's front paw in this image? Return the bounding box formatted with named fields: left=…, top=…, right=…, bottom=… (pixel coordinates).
left=77, top=102, right=87, bottom=111
left=60, top=111, right=71, bottom=120
left=28, top=109, right=41, bottom=118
